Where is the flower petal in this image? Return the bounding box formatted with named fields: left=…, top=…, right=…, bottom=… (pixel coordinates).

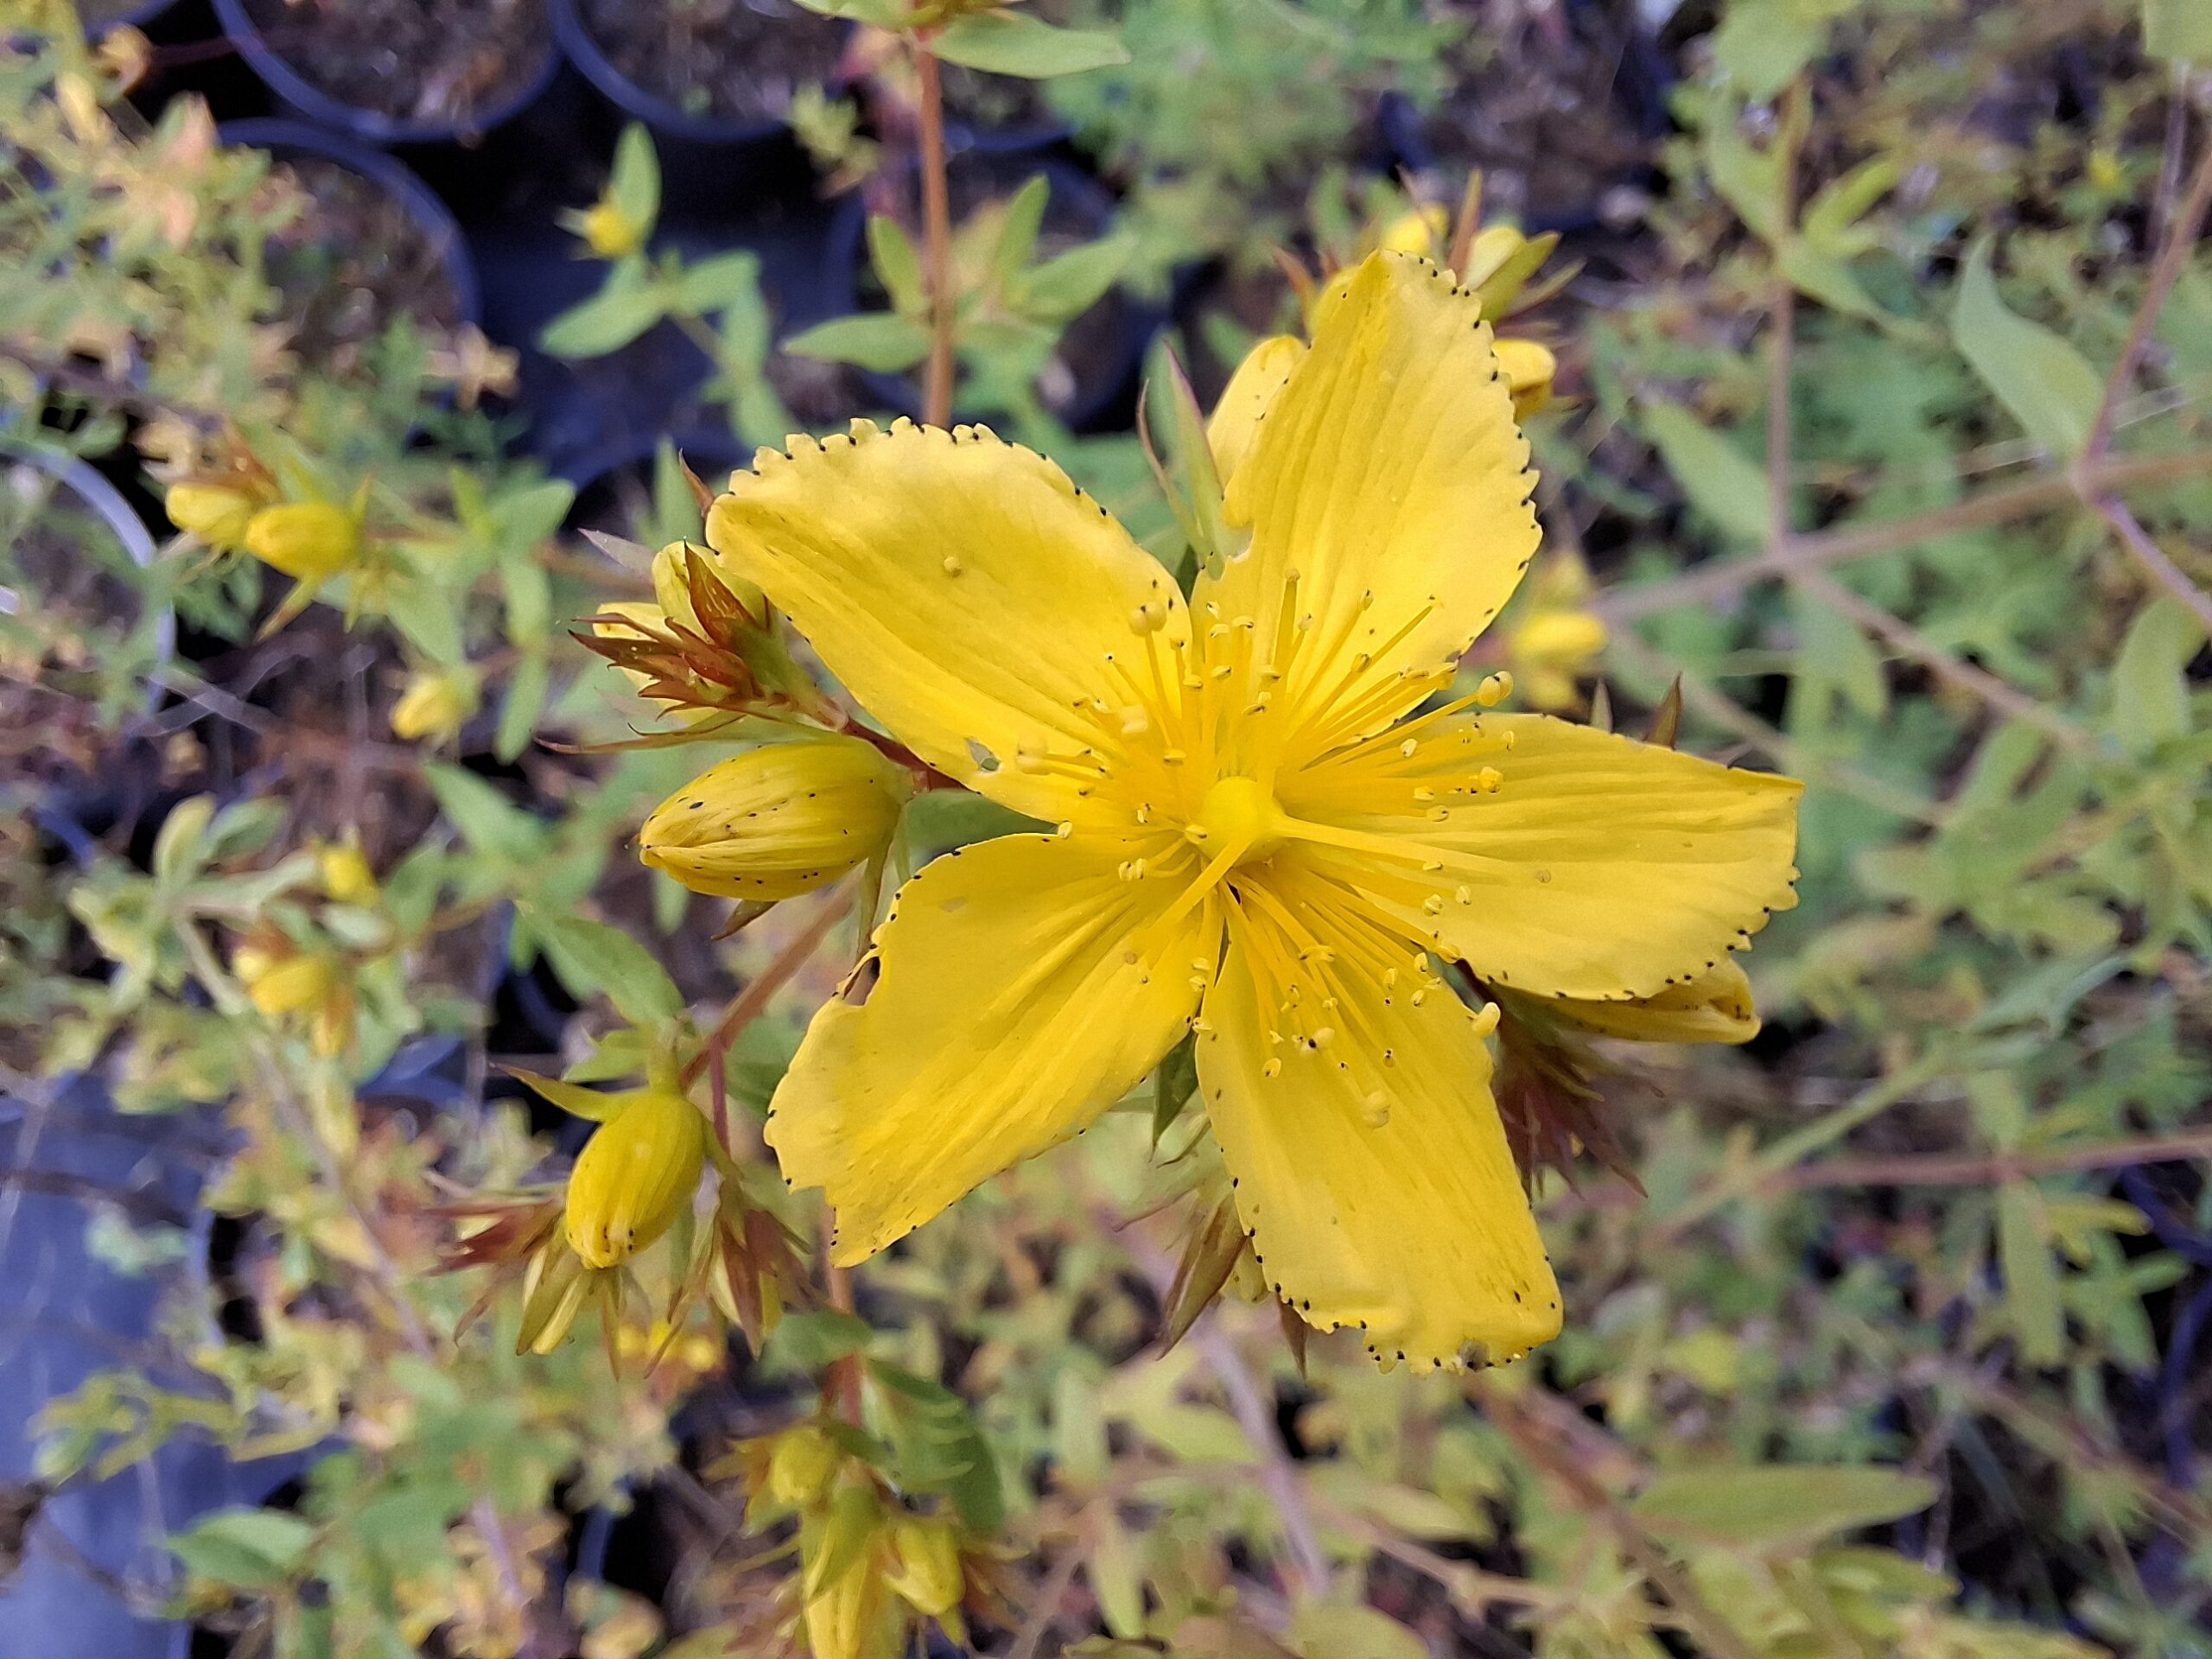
left=1205, top=334, right=1305, bottom=498
left=1197, top=911, right=1560, bottom=1371
left=707, top=419, right=1189, bottom=825
left=1544, top=959, right=1761, bottom=1045
left=1197, top=252, right=1538, bottom=764
left=1281, top=712, right=1802, bottom=1001
left=766, top=833, right=1217, bottom=1264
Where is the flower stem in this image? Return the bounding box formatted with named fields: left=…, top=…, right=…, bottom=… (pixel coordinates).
left=916, top=43, right=957, bottom=429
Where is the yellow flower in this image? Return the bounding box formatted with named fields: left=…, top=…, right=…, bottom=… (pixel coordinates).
left=316, top=839, right=378, bottom=905
left=765, top=1421, right=846, bottom=1508
left=1491, top=336, right=1558, bottom=419
left=564, top=1086, right=709, bottom=1269
left=233, top=938, right=353, bottom=1057
left=579, top=198, right=645, bottom=260
left=706, top=252, right=1801, bottom=1370
left=1544, top=958, right=1762, bottom=1046
left=164, top=480, right=263, bottom=551
left=640, top=736, right=908, bottom=900
left=881, top=1515, right=963, bottom=1618
left=243, top=500, right=360, bottom=583
left=390, top=667, right=480, bottom=744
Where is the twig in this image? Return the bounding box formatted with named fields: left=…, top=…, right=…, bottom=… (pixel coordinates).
left=2094, top=494, right=2212, bottom=635
left=1006, top=1539, right=1085, bottom=1659
left=1780, top=1127, right=2212, bottom=1190
left=914, top=45, right=957, bottom=429
left=1791, top=565, right=2101, bottom=753
left=1597, top=447, right=2212, bottom=624
left=679, top=887, right=856, bottom=1087
left=2082, top=128, right=2212, bottom=462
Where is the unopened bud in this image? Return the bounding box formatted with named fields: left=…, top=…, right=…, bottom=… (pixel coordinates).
left=580, top=198, right=645, bottom=259
left=766, top=1422, right=845, bottom=1509
left=564, top=1087, right=708, bottom=1269
left=640, top=737, right=907, bottom=901
left=244, top=501, right=360, bottom=583
left=1492, top=337, right=1557, bottom=419
left=390, top=667, right=479, bottom=744
left=882, top=1515, right=963, bottom=1618
left=317, top=840, right=378, bottom=905
left=1510, top=607, right=1606, bottom=670
left=165, top=481, right=262, bottom=551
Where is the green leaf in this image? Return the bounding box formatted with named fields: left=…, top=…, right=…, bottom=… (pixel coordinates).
left=869, top=1360, right=1006, bottom=1533
left=1009, top=232, right=1135, bottom=323
left=784, top=313, right=932, bottom=372
left=2108, top=598, right=2200, bottom=756
left=929, top=12, right=1129, bottom=79
left=1641, top=403, right=1772, bottom=544
left=1998, top=1180, right=2065, bottom=1366
left=539, top=264, right=668, bottom=358
left=526, top=912, right=684, bottom=1027
left=1949, top=238, right=2104, bottom=460
left=494, top=652, right=549, bottom=764
left=172, top=1508, right=313, bottom=1590
left=607, top=122, right=660, bottom=243
left=765, top=1309, right=875, bottom=1370
left=1630, top=1465, right=1938, bottom=1548
left=1290, top=1604, right=1431, bottom=1659
left=865, top=213, right=925, bottom=315
left=1712, top=0, right=1836, bottom=101
left=151, top=794, right=214, bottom=887
left=2145, top=0, right=2212, bottom=61
left=425, top=764, right=543, bottom=864
left=672, top=250, right=763, bottom=315
left=787, top=0, right=904, bottom=20
left=1090, top=1508, right=1146, bottom=1638
left=989, top=175, right=1052, bottom=293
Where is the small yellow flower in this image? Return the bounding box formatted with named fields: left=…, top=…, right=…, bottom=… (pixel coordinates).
left=316, top=839, right=378, bottom=905
left=564, top=1086, right=709, bottom=1269
left=765, top=1421, right=846, bottom=1509
left=1492, top=336, right=1558, bottom=419
left=708, top=252, right=1802, bottom=1370
left=881, top=1515, right=963, bottom=1618
left=164, top=481, right=263, bottom=551
left=233, top=938, right=353, bottom=1057
left=640, top=736, right=908, bottom=900
left=390, top=667, right=480, bottom=744
left=579, top=198, right=646, bottom=259
left=244, top=500, right=360, bottom=583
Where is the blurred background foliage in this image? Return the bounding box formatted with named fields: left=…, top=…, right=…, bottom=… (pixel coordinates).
left=3, top=0, right=2212, bottom=1656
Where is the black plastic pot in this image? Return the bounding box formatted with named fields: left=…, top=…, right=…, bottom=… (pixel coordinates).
left=551, top=0, right=847, bottom=221
left=79, top=0, right=181, bottom=34
left=218, top=118, right=486, bottom=332
left=1, top=443, right=177, bottom=702
left=823, top=154, right=1161, bottom=435
left=208, top=0, right=561, bottom=147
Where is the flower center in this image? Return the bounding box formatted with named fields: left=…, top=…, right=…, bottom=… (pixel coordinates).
left=1190, top=775, right=1287, bottom=864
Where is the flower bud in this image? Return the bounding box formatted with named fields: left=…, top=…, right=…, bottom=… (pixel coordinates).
left=766, top=1422, right=845, bottom=1508
left=640, top=737, right=908, bottom=901
left=580, top=198, right=645, bottom=260
left=564, top=1087, right=709, bottom=1269
left=1378, top=202, right=1450, bottom=257
left=651, top=539, right=765, bottom=635
left=390, top=667, right=480, bottom=744
left=244, top=501, right=360, bottom=583
left=164, top=481, right=261, bottom=551
left=1510, top=607, right=1606, bottom=671
left=881, top=1515, right=963, bottom=1618
left=1492, top=337, right=1557, bottom=419
left=317, top=840, right=378, bottom=905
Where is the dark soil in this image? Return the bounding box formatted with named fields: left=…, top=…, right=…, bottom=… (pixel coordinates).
left=579, top=0, right=847, bottom=125
left=263, top=157, right=464, bottom=378
left=235, top=0, right=551, bottom=128
left=1413, top=0, right=1663, bottom=226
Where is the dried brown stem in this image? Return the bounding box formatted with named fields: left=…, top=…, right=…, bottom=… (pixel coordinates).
left=1780, top=1127, right=2212, bottom=1190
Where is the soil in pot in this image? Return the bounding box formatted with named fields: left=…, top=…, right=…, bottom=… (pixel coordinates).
left=1408, top=1, right=1662, bottom=226
left=580, top=0, right=847, bottom=125
left=263, top=156, right=465, bottom=379
left=235, top=0, right=551, bottom=130
left=0, top=459, right=160, bottom=715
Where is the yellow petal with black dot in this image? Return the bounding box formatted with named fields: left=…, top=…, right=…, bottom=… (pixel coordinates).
left=705, top=419, right=1192, bottom=828
left=1195, top=922, right=1560, bottom=1371
left=1548, top=958, right=1761, bottom=1045
left=1200, top=252, right=1539, bottom=766
left=765, top=833, right=1217, bottom=1266
left=1281, top=711, right=1801, bottom=1002
left=640, top=737, right=908, bottom=901
left=1205, top=334, right=1304, bottom=498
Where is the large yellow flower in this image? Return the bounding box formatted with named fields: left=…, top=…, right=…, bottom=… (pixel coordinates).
left=704, top=252, right=1802, bottom=1370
